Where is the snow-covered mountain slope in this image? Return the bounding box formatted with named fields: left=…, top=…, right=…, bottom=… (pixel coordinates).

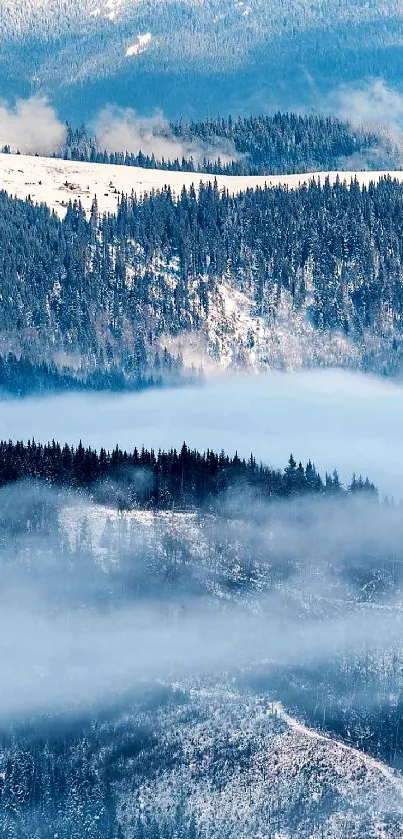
left=160, top=276, right=363, bottom=373
left=2, top=0, right=124, bottom=37
left=1, top=152, right=403, bottom=219
left=2, top=152, right=403, bottom=377
left=116, top=683, right=403, bottom=839
left=54, top=501, right=403, bottom=837
left=3, top=0, right=402, bottom=39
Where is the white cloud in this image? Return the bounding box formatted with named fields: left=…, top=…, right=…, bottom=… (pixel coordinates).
left=331, top=79, right=403, bottom=131
left=0, top=95, right=66, bottom=155
left=93, top=106, right=239, bottom=165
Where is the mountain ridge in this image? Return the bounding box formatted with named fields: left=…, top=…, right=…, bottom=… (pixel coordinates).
left=2, top=151, right=403, bottom=219
left=3, top=0, right=403, bottom=121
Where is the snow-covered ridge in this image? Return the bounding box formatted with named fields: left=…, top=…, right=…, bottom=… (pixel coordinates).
left=1, top=152, right=403, bottom=219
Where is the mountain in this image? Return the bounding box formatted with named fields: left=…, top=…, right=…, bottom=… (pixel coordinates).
left=4, top=2, right=403, bottom=835
left=2, top=0, right=403, bottom=121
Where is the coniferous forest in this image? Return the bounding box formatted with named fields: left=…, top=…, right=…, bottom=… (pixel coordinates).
left=4, top=174, right=403, bottom=388
left=0, top=439, right=375, bottom=507
left=57, top=113, right=396, bottom=175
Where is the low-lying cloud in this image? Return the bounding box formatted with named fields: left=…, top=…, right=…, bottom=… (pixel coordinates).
left=94, top=105, right=239, bottom=165
left=333, top=79, right=403, bottom=131
left=1, top=481, right=403, bottom=718
left=1, top=369, right=402, bottom=497
left=0, top=95, right=66, bottom=155
left=326, top=78, right=403, bottom=167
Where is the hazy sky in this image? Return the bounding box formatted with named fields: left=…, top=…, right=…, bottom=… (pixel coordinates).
left=1, top=369, right=402, bottom=496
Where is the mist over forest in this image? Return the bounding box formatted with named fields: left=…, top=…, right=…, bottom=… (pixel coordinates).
left=0, top=407, right=403, bottom=835
left=3, top=1, right=403, bottom=834
left=1, top=370, right=402, bottom=496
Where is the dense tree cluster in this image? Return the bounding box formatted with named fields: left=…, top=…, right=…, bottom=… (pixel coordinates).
left=0, top=189, right=196, bottom=383
left=169, top=113, right=395, bottom=173
left=0, top=440, right=375, bottom=508
left=4, top=174, right=403, bottom=380
left=113, top=176, right=403, bottom=344
left=0, top=353, right=198, bottom=397
left=58, top=113, right=392, bottom=176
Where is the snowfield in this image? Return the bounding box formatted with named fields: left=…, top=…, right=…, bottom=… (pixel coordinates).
left=1, top=152, right=403, bottom=218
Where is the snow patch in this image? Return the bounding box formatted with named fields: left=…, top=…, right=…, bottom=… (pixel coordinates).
left=204, top=278, right=360, bottom=372
left=126, top=32, right=152, bottom=57
left=118, top=681, right=403, bottom=838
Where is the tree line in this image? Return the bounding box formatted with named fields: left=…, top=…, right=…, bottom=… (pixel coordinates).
left=0, top=439, right=376, bottom=509
left=52, top=112, right=394, bottom=176
left=0, top=353, right=200, bottom=397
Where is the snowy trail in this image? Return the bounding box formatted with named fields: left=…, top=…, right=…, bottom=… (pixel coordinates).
left=1, top=152, right=403, bottom=218
left=272, top=701, right=403, bottom=801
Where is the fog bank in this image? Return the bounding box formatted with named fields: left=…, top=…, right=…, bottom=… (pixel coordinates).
left=0, top=369, right=402, bottom=496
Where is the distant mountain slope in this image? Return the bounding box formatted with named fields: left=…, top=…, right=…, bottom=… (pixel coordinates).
left=4, top=0, right=403, bottom=40
left=2, top=0, right=403, bottom=120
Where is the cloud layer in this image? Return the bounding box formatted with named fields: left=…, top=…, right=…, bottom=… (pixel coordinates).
left=333, top=79, right=403, bottom=131
left=0, top=483, right=402, bottom=718
left=94, top=105, right=238, bottom=165
left=0, top=96, right=66, bottom=154
left=325, top=78, right=403, bottom=166
left=1, top=369, right=402, bottom=497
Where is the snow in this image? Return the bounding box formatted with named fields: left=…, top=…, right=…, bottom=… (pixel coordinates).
left=59, top=502, right=208, bottom=565
left=236, top=1, right=252, bottom=16
left=160, top=274, right=360, bottom=373
left=34, top=495, right=403, bottom=834
left=125, top=32, right=152, bottom=57
left=102, top=0, right=124, bottom=20
left=1, top=151, right=403, bottom=219
left=117, top=679, right=403, bottom=838
left=273, top=702, right=403, bottom=801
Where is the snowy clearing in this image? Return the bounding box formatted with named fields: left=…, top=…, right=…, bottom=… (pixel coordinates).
left=1, top=152, right=403, bottom=218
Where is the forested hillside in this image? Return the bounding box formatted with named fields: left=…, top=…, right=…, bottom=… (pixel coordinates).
left=3, top=175, right=403, bottom=386
left=2, top=0, right=403, bottom=120
left=0, top=436, right=401, bottom=839
left=59, top=113, right=397, bottom=175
